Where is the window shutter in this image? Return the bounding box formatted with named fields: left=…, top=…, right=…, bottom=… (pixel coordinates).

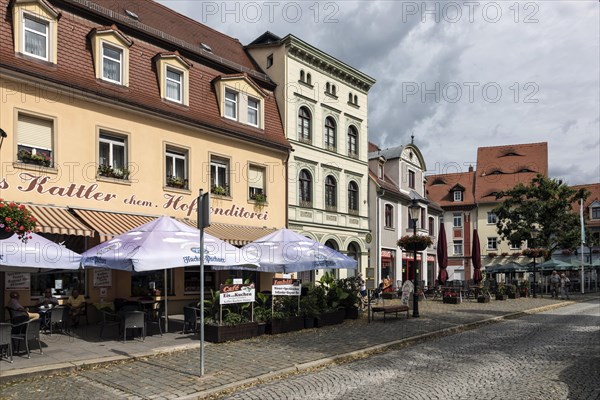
left=248, top=166, right=264, bottom=189
left=18, top=114, right=53, bottom=149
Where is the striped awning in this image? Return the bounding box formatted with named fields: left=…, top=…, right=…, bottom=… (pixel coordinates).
left=177, top=219, right=277, bottom=246
left=71, top=209, right=155, bottom=242
left=25, top=204, right=94, bottom=237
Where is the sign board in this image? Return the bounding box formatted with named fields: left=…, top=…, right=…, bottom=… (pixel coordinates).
left=5, top=272, right=30, bottom=290
left=93, top=269, right=112, bottom=288
left=233, top=278, right=243, bottom=284
left=272, top=278, right=302, bottom=296
left=219, top=284, right=255, bottom=305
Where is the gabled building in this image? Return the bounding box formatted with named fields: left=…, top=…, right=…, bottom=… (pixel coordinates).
left=368, top=140, right=442, bottom=289
left=0, top=0, right=290, bottom=313
left=571, top=183, right=600, bottom=262
left=246, top=32, right=376, bottom=281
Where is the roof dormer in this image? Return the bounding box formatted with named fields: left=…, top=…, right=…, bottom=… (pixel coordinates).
left=88, top=25, right=133, bottom=86
left=213, top=74, right=266, bottom=129
left=11, top=0, right=61, bottom=64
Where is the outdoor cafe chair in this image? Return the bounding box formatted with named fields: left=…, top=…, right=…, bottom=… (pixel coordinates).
left=0, top=323, right=13, bottom=363
left=146, top=301, right=163, bottom=336
left=11, top=318, right=43, bottom=358
left=48, top=307, right=70, bottom=335
left=100, top=310, right=122, bottom=339
left=183, top=306, right=202, bottom=334
left=122, top=311, right=145, bottom=342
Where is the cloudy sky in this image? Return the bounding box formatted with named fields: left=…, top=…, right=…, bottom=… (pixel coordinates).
left=159, top=1, right=599, bottom=185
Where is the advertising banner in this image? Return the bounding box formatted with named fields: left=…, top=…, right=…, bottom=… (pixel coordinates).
left=219, top=284, right=255, bottom=305
left=93, top=269, right=112, bottom=287
left=272, top=278, right=302, bottom=296
left=5, top=272, right=30, bottom=290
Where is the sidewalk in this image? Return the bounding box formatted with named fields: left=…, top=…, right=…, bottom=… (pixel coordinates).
left=1, top=293, right=598, bottom=399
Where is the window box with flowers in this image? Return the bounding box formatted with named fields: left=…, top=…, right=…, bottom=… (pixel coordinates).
left=0, top=200, right=36, bottom=242
left=397, top=235, right=433, bottom=251
left=17, top=149, right=52, bottom=167
left=211, top=185, right=230, bottom=197
left=522, top=248, right=550, bottom=259
left=442, top=290, right=461, bottom=304
left=166, top=176, right=188, bottom=190
left=487, top=252, right=498, bottom=258
left=98, top=165, right=130, bottom=180
left=250, top=192, right=267, bottom=204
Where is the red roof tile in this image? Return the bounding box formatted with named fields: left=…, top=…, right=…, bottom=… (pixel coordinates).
left=426, top=172, right=476, bottom=208
left=570, top=183, right=600, bottom=228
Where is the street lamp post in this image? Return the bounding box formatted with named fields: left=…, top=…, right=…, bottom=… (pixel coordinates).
left=531, top=229, right=539, bottom=298
left=408, top=199, right=421, bottom=318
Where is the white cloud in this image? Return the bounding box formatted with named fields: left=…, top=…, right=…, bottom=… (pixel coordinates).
left=159, top=0, right=599, bottom=185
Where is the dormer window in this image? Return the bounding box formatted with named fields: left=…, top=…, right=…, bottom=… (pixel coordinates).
left=154, top=53, right=191, bottom=106
left=591, top=205, right=600, bottom=220
left=102, top=44, right=123, bottom=84
left=408, top=170, right=415, bottom=189
left=12, top=0, right=60, bottom=64
left=225, top=90, right=237, bottom=120
left=454, top=191, right=463, bottom=202
left=89, top=26, right=133, bottom=87
left=378, top=163, right=384, bottom=179
left=248, top=97, right=259, bottom=126
left=214, top=75, right=265, bottom=129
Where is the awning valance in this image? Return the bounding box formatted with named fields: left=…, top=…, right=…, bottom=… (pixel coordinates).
left=25, top=204, right=94, bottom=237
left=177, top=219, right=277, bottom=246
left=71, top=209, right=154, bottom=242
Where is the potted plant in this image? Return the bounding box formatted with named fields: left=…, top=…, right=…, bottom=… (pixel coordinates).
left=397, top=235, right=433, bottom=251
left=97, top=164, right=130, bottom=180
left=495, top=283, right=507, bottom=300
left=300, top=285, right=321, bottom=328
left=488, top=252, right=498, bottom=258
left=17, top=149, right=52, bottom=167
left=506, top=284, right=519, bottom=299
left=335, top=276, right=360, bottom=319
left=211, top=185, right=229, bottom=196
left=254, top=292, right=271, bottom=335
left=250, top=192, right=267, bottom=204
left=519, top=280, right=529, bottom=297
left=166, top=176, right=188, bottom=189
left=203, top=290, right=258, bottom=342
left=268, top=295, right=304, bottom=334
left=0, top=200, right=36, bottom=242
left=313, top=272, right=346, bottom=327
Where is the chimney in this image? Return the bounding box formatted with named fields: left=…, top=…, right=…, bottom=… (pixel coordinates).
left=468, top=165, right=474, bottom=172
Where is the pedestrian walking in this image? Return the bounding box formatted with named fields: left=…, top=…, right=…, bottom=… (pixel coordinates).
left=358, top=273, right=367, bottom=297
left=560, top=273, right=570, bottom=300
left=550, top=270, right=560, bottom=298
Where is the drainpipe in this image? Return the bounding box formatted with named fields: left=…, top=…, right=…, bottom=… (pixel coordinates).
left=376, top=189, right=385, bottom=286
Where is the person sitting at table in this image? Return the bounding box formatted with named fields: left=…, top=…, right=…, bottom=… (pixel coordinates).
left=37, top=288, right=59, bottom=308
left=7, top=291, right=39, bottom=321
left=66, top=289, right=86, bottom=328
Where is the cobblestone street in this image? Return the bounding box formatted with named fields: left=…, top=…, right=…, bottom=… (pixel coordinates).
left=223, top=300, right=600, bottom=400
left=0, top=296, right=597, bottom=399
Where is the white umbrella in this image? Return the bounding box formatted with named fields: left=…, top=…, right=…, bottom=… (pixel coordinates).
left=0, top=232, right=81, bottom=271
left=231, top=228, right=358, bottom=273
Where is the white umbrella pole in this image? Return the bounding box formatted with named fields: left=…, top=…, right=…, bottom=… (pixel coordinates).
left=164, top=268, right=168, bottom=332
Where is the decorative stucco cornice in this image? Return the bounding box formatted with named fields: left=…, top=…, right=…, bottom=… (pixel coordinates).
left=283, top=35, right=376, bottom=93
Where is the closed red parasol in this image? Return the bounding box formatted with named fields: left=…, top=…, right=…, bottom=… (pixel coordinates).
left=436, top=222, right=448, bottom=285
left=472, top=229, right=483, bottom=283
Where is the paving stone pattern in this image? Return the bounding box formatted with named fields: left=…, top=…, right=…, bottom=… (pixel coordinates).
left=223, top=300, right=600, bottom=400
left=0, top=296, right=597, bottom=399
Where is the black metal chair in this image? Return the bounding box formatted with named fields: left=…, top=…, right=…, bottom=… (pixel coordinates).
left=183, top=306, right=202, bottom=334
left=122, top=311, right=145, bottom=342
left=99, top=311, right=122, bottom=339
left=11, top=318, right=43, bottom=358
left=0, top=323, right=13, bottom=363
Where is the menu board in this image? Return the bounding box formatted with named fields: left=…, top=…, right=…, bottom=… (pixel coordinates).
left=93, top=269, right=112, bottom=288
left=5, top=272, right=30, bottom=290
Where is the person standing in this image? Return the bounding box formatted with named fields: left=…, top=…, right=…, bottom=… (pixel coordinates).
left=550, top=270, right=560, bottom=298
left=560, top=273, right=570, bottom=300
left=358, top=273, right=367, bottom=297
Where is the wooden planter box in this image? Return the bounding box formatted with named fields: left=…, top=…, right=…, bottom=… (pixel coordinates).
left=204, top=322, right=258, bottom=343
left=495, top=294, right=507, bottom=301
left=315, top=310, right=346, bottom=327
left=443, top=297, right=461, bottom=304
left=477, top=296, right=490, bottom=303
left=256, top=322, right=267, bottom=336
left=303, top=317, right=316, bottom=329
left=508, top=293, right=520, bottom=299
left=344, top=307, right=359, bottom=319
left=519, top=289, right=529, bottom=297
left=267, top=316, right=304, bottom=334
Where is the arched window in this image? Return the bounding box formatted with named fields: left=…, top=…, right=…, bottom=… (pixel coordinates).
left=347, top=126, right=358, bottom=157
left=348, top=93, right=353, bottom=103
left=300, top=70, right=305, bottom=82
left=347, top=242, right=359, bottom=277
left=326, top=82, right=330, bottom=92
left=324, top=117, right=336, bottom=150
left=332, top=85, right=336, bottom=96
left=298, top=107, right=311, bottom=142
left=354, top=95, right=358, bottom=104
left=299, top=169, right=312, bottom=206
left=325, top=239, right=338, bottom=251
left=325, top=175, right=337, bottom=210
left=306, top=73, right=312, bottom=85
left=348, top=181, right=359, bottom=214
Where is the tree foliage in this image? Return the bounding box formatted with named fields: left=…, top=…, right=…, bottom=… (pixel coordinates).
left=493, top=174, right=589, bottom=253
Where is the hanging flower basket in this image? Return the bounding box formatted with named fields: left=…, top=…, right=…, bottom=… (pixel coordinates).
left=0, top=200, right=36, bottom=242
left=397, top=235, right=433, bottom=251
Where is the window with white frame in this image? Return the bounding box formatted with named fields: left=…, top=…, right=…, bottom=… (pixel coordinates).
left=102, top=43, right=123, bottom=84
left=348, top=181, right=359, bottom=214
left=487, top=237, right=498, bottom=250
left=247, top=97, right=259, bottom=127
left=17, top=113, right=54, bottom=167
left=299, top=169, right=312, bottom=205
left=23, top=14, right=48, bottom=60
left=224, top=90, right=237, bottom=120
left=98, top=132, right=127, bottom=179
left=453, top=240, right=463, bottom=255
left=453, top=213, right=462, bottom=227
left=454, top=190, right=463, bottom=202
left=487, top=212, right=497, bottom=224
left=210, top=157, right=229, bottom=196
left=165, top=147, right=188, bottom=189
left=592, top=206, right=600, bottom=220
left=428, top=217, right=435, bottom=236
left=347, top=126, right=358, bottom=157
left=248, top=165, right=266, bottom=200
left=510, top=241, right=521, bottom=250
left=378, top=163, right=384, bottom=179
left=165, top=67, right=183, bottom=103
